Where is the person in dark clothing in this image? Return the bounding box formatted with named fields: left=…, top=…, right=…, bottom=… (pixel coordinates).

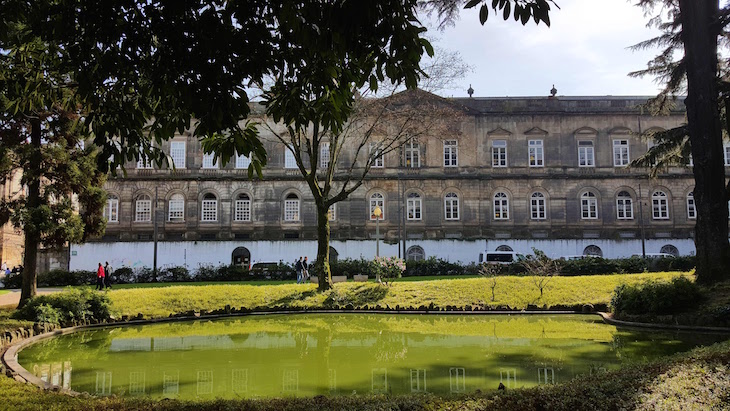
left=295, top=257, right=304, bottom=284
left=103, top=261, right=113, bottom=289
left=96, top=263, right=105, bottom=290
left=302, top=256, right=309, bottom=281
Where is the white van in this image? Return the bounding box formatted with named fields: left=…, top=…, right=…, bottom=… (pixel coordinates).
left=478, top=251, right=526, bottom=265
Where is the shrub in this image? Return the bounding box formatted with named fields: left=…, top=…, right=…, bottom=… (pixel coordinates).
left=112, top=267, right=135, bottom=284
left=330, top=258, right=374, bottom=278
left=14, top=288, right=113, bottom=326
left=611, top=276, right=702, bottom=316
left=370, top=256, right=405, bottom=285
left=135, top=267, right=157, bottom=283
left=2, top=272, right=22, bottom=289
left=157, top=266, right=191, bottom=282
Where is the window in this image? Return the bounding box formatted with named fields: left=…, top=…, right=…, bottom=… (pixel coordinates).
left=320, top=142, right=330, bottom=169
left=583, top=245, right=603, bottom=257
left=197, top=370, right=213, bottom=395
left=495, top=245, right=513, bottom=252
left=284, top=149, right=297, bottom=169
left=407, top=245, right=425, bottom=261
left=137, top=155, right=153, bottom=169
left=105, top=195, right=119, bottom=223
left=578, top=141, right=594, bottom=167
left=234, top=194, right=251, bottom=222
left=170, top=141, right=186, bottom=168
left=284, top=193, right=300, bottom=221
left=444, top=192, right=459, bottom=220
left=613, top=140, right=630, bottom=166
left=410, top=369, right=427, bottom=393
left=404, top=139, right=420, bottom=168
left=687, top=192, right=696, bottom=219
left=201, top=193, right=218, bottom=222
left=652, top=190, right=669, bottom=219
left=328, top=204, right=336, bottom=221
left=616, top=191, right=633, bottom=220
left=528, top=140, right=544, bottom=167
left=581, top=191, right=598, bottom=219
left=443, top=140, right=458, bottom=167
left=407, top=193, right=422, bottom=220
left=168, top=194, right=185, bottom=222
left=449, top=368, right=465, bottom=393
left=202, top=153, right=218, bottom=169
left=370, top=193, right=385, bottom=220
left=537, top=367, right=555, bottom=385
left=530, top=192, right=546, bottom=220
left=492, top=140, right=507, bottom=167
left=494, top=192, right=509, bottom=220
left=661, top=244, right=680, bottom=257
left=135, top=195, right=152, bottom=222
left=725, top=144, right=730, bottom=166
left=369, top=142, right=384, bottom=168
left=235, top=154, right=251, bottom=169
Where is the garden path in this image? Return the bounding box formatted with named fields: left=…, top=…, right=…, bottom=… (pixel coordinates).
left=0, top=288, right=64, bottom=308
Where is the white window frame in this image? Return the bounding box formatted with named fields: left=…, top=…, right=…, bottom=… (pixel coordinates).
left=234, top=194, right=251, bottom=222
left=494, top=192, right=509, bottom=220
left=201, top=194, right=218, bottom=222
left=613, top=139, right=630, bottom=166
left=284, top=149, right=297, bottom=169
left=578, top=141, right=594, bottom=167
left=235, top=154, right=251, bottom=169
left=170, top=141, right=186, bottom=169
left=135, top=195, right=152, bottom=222
left=168, top=194, right=185, bottom=222
left=616, top=191, right=634, bottom=220
left=284, top=194, right=300, bottom=222
left=652, top=190, right=669, bottom=220
left=320, top=142, right=330, bottom=169
left=370, top=193, right=385, bottom=220
left=528, top=139, right=544, bottom=167
left=492, top=140, right=507, bottom=167
left=404, top=140, right=420, bottom=168
left=137, top=155, right=153, bottom=169
left=687, top=192, right=696, bottom=219
left=105, top=196, right=119, bottom=223
left=443, top=140, right=458, bottom=167
left=328, top=204, right=336, bottom=221
left=581, top=192, right=598, bottom=220
left=407, top=193, right=422, bottom=220
left=724, top=144, right=730, bottom=166
left=369, top=142, right=384, bottom=168
left=530, top=192, right=546, bottom=220
left=202, top=153, right=218, bottom=169
left=444, top=192, right=459, bottom=220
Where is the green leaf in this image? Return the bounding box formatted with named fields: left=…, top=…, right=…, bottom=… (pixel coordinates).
left=503, top=1, right=511, bottom=20
left=465, top=0, right=481, bottom=9
left=479, top=5, right=489, bottom=24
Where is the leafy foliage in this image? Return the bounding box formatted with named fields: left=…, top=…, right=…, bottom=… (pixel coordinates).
left=13, top=288, right=113, bottom=325
left=612, top=276, right=702, bottom=316
left=370, top=257, right=406, bottom=285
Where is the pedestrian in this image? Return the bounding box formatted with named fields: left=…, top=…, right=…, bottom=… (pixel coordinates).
left=104, top=261, right=113, bottom=289
left=295, top=257, right=303, bottom=284
left=96, top=263, right=105, bottom=290
left=303, top=256, right=309, bottom=281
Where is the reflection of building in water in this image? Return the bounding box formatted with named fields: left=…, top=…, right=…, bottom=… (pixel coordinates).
left=34, top=362, right=72, bottom=390
left=410, top=369, right=426, bottom=392
left=232, top=369, right=248, bottom=393
left=95, top=371, right=112, bottom=395
left=129, top=371, right=146, bottom=395
left=197, top=370, right=214, bottom=395
left=449, top=367, right=466, bottom=393
left=499, top=369, right=517, bottom=388
left=537, top=367, right=555, bottom=385
left=282, top=369, right=299, bottom=392
left=163, top=371, right=179, bottom=397
left=371, top=368, right=387, bottom=393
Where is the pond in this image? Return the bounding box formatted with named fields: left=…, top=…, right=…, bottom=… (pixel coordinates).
left=17, top=313, right=728, bottom=399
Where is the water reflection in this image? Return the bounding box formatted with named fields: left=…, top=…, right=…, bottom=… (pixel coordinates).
left=18, top=314, right=729, bottom=399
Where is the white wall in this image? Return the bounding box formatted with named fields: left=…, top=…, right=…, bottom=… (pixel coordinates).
left=70, top=238, right=696, bottom=271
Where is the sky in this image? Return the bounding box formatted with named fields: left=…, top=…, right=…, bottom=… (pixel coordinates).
left=426, top=0, right=667, bottom=98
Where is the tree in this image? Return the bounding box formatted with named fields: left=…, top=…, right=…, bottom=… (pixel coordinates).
left=629, top=1, right=730, bottom=284
left=521, top=248, right=559, bottom=299
left=0, top=37, right=107, bottom=307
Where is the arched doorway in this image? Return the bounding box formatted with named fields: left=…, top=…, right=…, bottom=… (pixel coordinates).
left=329, top=247, right=339, bottom=263
left=232, top=247, right=251, bottom=268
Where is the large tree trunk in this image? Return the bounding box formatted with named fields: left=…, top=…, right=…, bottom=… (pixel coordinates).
left=315, top=203, right=332, bottom=291
left=680, top=0, right=730, bottom=284
left=18, top=119, right=42, bottom=308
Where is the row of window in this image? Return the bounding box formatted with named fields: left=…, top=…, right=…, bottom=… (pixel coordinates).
left=104, top=190, right=699, bottom=224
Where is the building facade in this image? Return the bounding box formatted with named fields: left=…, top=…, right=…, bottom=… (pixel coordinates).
left=70, top=95, right=699, bottom=271
left=0, top=169, right=24, bottom=270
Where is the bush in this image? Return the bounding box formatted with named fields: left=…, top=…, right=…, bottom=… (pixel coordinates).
left=611, top=276, right=702, bottom=316
left=330, top=258, right=374, bottom=278
left=14, top=288, right=113, bottom=326
left=2, top=272, right=22, bottom=289
left=157, top=266, right=191, bottom=282
left=112, top=267, right=135, bottom=284
left=370, top=256, right=405, bottom=285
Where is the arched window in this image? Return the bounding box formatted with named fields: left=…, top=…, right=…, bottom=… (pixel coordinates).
left=234, top=193, right=251, bottom=222
left=687, top=192, right=696, bottom=219
left=201, top=193, right=218, bottom=221
left=135, top=194, right=151, bottom=222
left=407, top=245, right=425, bottom=261
left=494, top=192, right=509, bottom=220
left=370, top=193, right=385, bottom=220
left=616, top=191, right=633, bottom=220
left=530, top=192, right=546, bottom=220
left=583, top=245, right=603, bottom=257
left=444, top=192, right=459, bottom=220
left=407, top=193, right=422, bottom=220
left=329, top=247, right=339, bottom=263
left=495, top=245, right=513, bottom=252
left=581, top=191, right=598, bottom=219
left=660, top=244, right=680, bottom=257
left=284, top=193, right=300, bottom=221
left=652, top=190, right=669, bottom=219
left=105, top=195, right=119, bottom=223
left=168, top=193, right=185, bottom=222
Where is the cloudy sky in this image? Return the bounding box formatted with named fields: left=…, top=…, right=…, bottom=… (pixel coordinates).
left=425, top=0, right=667, bottom=98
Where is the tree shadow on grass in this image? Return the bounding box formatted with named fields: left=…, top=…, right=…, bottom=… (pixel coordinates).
left=323, top=284, right=388, bottom=308
left=270, top=290, right=318, bottom=307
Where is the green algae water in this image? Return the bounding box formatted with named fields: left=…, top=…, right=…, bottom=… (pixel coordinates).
left=17, top=314, right=728, bottom=399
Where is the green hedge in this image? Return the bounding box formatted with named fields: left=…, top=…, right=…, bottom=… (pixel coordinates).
left=559, top=256, right=696, bottom=276
left=611, top=276, right=702, bottom=316
left=13, top=288, right=113, bottom=326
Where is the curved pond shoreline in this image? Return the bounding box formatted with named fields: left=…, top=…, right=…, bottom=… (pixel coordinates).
left=3, top=309, right=730, bottom=398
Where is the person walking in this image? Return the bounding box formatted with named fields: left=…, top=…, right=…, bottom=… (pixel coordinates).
left=103, top=261, right=113, bottom=289
left=96, top=263, right=106, bottom=290
left=295, top=257, right=304, bottom=284
left=302, top=256, right=310, bottom=281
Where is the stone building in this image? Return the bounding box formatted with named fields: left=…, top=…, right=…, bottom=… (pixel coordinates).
left=0, top=169, right=24, bottom=270
left=69, top=95, right=698, bottom=271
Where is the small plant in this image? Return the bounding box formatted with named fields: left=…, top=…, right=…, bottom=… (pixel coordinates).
left=479, top=263, right=500, bottom=302
left=370, top=256, right=406, bottom=286
left=521, top=248, right=560, bottom=299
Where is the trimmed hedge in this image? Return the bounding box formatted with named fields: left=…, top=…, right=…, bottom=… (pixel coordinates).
left=611, top=276, right=702, bottom=316
left=13, top=288, right=113, bottom=326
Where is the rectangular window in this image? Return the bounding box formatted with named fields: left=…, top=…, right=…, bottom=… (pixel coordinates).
left=105, top=198, right=119, bottom=222
left=232, top=369, right=248, bottom=393
left=449, top=367, right=465, bottom=393
left=371, top=369, right=387, bottom=393
left=168, top=199, right=185, bottom=222
left=687, top=195, right=696, bottom=219
left=201, top=200, right=217, bottom=221
left=170, top=141, right=186, bottom=169
left=407, top=197, right=422, bottom=220
left=137, top=156, right=153, bottom=169
left=95, top=372, right=112, bottom=395
left=283, top=369, right=299, bottom=392
left=320, top=142, right=330, bottom=169
left=725, top=144, right=730, bottom=166
left=369, top=142, right=384, bottom=168
left=492, top=140, right=507, bottom=167
left=197, top=371, right=213, bottom=395
left=538, top=367, right=555, bottom=385
left=202, top=153, right=218, bottom=169
left=328, top=204, right=336, bottom=221
left=410, top=369, right=427, bottom=393
left=613, top=140, right=630, bottom=166
left=285, top=149, right=297, bottom=169
left=135, top=200, right=151, bottom=222
left=234, top=199, right=251, bottom=221
left=129, top=371, right=146, bottom=395
left=235, top=154, right=251, bottom=169
left=284, top=199, right=300, bottom=221
left=443, top=140, right=458, bottom=167
left=404, top=140, right=420, bottom=168
left=163, top=371, right=179, bottom=396
left=578, top=141, right=594, bottom=167
left=528, top=140, right=544, bottom=167
left=500, top=369, right=517, bottom=388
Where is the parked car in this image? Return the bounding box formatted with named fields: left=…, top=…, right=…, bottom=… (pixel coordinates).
left=478, top=251, right=526, bottom=265
left=631, top=253, right=676, bottom=259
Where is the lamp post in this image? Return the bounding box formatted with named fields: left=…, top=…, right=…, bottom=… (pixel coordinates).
left=373, top=205, right=382, bottom=257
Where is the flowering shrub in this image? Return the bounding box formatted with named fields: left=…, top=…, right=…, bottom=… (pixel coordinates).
left=370, top=256, right=405, bottom=285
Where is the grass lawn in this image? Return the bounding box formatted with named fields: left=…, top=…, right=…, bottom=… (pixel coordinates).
left=0, top=307, right=33, bottom=333
left=0, top=290, right=8, bottom=295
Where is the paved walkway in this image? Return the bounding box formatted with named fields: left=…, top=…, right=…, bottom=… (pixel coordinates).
left=0, top=288, right=65, bottom=307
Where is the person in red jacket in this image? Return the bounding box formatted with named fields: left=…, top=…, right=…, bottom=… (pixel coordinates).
left=96, top=263, right=105, bottom=290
